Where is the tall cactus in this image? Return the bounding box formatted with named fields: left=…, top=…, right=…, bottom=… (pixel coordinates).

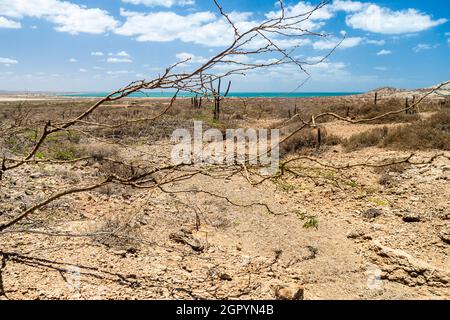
left=213, top=77, right=231, bottom=121
left=191, top=95, right=202, bottom=108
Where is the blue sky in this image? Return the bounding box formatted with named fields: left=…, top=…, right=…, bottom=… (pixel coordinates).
left=0, top=0, right=449, bottom=92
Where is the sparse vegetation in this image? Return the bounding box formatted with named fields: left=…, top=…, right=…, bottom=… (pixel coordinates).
left=281, top=127, right=341, bottom=156
left=303, top=216, right=319, bottom=229
left=343, top=109, right=450, bottom=151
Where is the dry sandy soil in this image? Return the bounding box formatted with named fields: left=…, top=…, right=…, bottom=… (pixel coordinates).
left=0, top=94, right=448, bottom=300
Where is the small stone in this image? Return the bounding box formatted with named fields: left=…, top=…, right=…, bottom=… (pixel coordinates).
left=402, top=211, right=421, bottom=223
left=169, top=230, right=204, bottom=252
left=111, top=249, right=127, bottom=257
left=362, top=208, right=382, bottom=219
left=275, top=285, right=304, bottom=300
left=219, top=273, right=233, bottom=281
left=241, top=255, right=251, bottom=267
left=346, top=229, right=365, bottom=239
left=438, top=226, right=450, bottom=244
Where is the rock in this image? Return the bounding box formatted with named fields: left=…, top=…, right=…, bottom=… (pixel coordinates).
left=347, top=229, right=372, bottom=240
left=402, top=211, right=421, bottom=223
left=219, top=273, right=233, bottom=281
left=274, top=285, right=304, bottom=300
left=370, top=240, right=449, bottom=287
left=362, top=208, right=382, bottom=219
left=169, top=230, right=204, bottom=252
left=438, top=225, right=450, bottom=244
left=111, top=249, right=128, bottom=257
left=241, top=255, right=251, bottom=267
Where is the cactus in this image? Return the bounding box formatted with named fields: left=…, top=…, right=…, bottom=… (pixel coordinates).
left=213, top=77, right=231, bottom=121
left=191, top=96, right=203, bottom=108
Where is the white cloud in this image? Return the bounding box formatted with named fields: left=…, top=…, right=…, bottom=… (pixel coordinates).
left=69, top=58, right=77, bottom=62
left=118, top=0, right=445, bottom=50
left=345, top=4, right=447, bottom=34
left=365, top=39, right=385, bottom=46
left=107, top=70, right=130, bottom=75
left=261, top=59, right=349, bottom=81
left=106, top=51, right=133, bottom=63
left=116, top=7, right=320, bottom=48
left=0, top=57, right=18, bottom=65
left=91, top=51, right=104, bottom=56
left=0, top=71, right=14, bottom=77
left=115, top=9, right=222, bottom=45
left=79, top=68, right=87, bottom=72
left=376, top=49, right=391, bottom=56
left=374, top=66, right=387, bottom=71
left=313, top=36, right=364, bottom=50
left=0, top=0, right=118, bottom=34
left=116, top=51, right=131, bottom=57
left=266, top=2, right=334, bottom=31
left=413, top=43, right=438, bottom=53
left=0, top=16, right=21, bottom=28
left=176, top=52, right=208, bottom=64
left=332, top=0, right=365, bottom=13
left=305, top=56, right=325, bottom=63
left=122, top=0, right=194, bottom=7
left=107, top=57, right=133, bottom=63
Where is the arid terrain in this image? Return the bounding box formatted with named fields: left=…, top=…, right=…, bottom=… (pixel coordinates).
left=0, top=89, right=449, bottom=300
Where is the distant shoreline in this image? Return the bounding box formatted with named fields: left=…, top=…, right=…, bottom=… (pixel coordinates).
left=0, top=91, right=363, bottom=102
left=61, top=92, right=362, bottom=98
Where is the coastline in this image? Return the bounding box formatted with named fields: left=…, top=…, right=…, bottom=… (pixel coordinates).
left=0, top=91, right=363, bottom=102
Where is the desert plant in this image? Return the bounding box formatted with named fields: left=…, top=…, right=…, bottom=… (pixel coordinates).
left=281, top=127, right=341, bottom=156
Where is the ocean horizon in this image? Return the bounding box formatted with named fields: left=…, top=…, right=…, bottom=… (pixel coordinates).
left=61, top=91, right=363, bottom=99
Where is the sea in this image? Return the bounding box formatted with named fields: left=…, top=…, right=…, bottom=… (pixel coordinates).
left=62, top=92, right=362, bottom=99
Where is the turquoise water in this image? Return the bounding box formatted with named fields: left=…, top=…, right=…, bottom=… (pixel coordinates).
left=62, top=91, right=362, bottom=99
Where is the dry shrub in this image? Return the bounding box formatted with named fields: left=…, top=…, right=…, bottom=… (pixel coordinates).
left=296, top=99, right=427, bottom=124
left=83, top=144, right=118, bottom=161
left=343, top=127, right=389, bottom=151
left=350, top=100, right=421, bottom=124
left=94, top=216, right=142, bottom=251
left=343, top=109, right=450, bottom=151
left=281, top=127, right=341, bottom=156
left=99, top=161, right=138, bottom=180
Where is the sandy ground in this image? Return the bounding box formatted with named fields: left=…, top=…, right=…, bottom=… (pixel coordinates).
left=0, top=97, right=449, bottom=300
